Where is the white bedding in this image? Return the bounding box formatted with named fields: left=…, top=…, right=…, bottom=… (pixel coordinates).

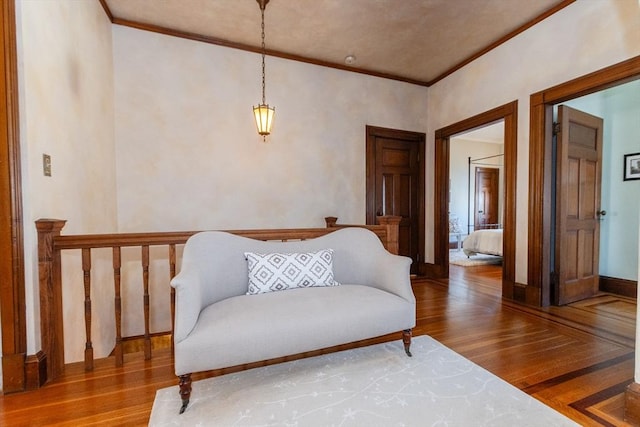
left=462, top=229, right=503, bottom=257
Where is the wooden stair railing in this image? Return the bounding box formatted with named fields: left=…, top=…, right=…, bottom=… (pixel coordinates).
left=36, top=219, right=191, bottom=381
left=325, top=215, right=401, bottom=255
left=35, top=216, right=401, bottom=385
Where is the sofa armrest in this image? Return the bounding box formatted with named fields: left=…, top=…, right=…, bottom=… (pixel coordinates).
left=171, top=268, right=204, bottom=344
left=372, top=253, right=415, bottom=305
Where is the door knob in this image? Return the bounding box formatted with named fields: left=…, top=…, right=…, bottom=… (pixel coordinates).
left=597, top=210, right=606, bottom=221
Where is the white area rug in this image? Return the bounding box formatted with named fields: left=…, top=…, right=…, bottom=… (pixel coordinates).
left=149, top=336, right=578, bottom=426
left=449, top=249, right=502, bottom=266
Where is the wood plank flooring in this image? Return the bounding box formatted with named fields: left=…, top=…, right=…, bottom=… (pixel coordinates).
left=0, top=264, right=635, bottom=426
left=436, top=265, right=635, bottom=426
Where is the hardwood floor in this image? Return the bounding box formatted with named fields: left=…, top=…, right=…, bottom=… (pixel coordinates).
left=437, top=265, right=635, bottom=426
left=0, top=264, right=635, bottom=426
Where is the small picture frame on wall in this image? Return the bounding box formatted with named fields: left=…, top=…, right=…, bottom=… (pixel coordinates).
left=624, top=152, right=640, bottom=181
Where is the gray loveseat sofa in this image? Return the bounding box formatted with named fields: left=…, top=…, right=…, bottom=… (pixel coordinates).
left=171, top=227, right=416, bottom=413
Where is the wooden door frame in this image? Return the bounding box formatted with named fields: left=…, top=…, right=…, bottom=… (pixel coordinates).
left=528, top=55, right=640, bottom=307
left=0, top=0, right=28, bottom=392
left=366, top=125, right=425, bottom=275
left=433, top=101, right=517, bottom=300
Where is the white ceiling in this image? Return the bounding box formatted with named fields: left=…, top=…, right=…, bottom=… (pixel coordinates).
left=454, top=122, right=505, bottom=144
left=103, top=0, right=567, bottom=85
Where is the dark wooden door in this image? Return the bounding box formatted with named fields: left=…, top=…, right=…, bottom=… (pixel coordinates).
left=554, top=106, right=603, bottom=305
left=366, top=126, right=424, bottom=274
left=474, top=167, right=500, bottom=230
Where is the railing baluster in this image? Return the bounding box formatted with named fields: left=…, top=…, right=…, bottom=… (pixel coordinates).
left=169, top=244, right=177, bottom=354
left=113, top=246, right=123, bottom=367
left=142, top=245, right=151, bottom=360
left=82, top=248, right=94, bottom=371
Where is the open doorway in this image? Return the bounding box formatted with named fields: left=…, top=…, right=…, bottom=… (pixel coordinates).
left=550, top=81, right=640, bottom=304
left=433, top=101, right=517, bottom=299
left=448, top=123, right=505, bottom=282
left=528, top=57, right=640, bottom=307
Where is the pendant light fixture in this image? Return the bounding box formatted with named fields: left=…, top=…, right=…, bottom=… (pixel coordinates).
left=253, top=0, right=275, bottom=142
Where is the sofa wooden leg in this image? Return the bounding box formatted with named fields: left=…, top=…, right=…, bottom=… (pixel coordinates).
left=178, top=373, right=192, bottom=414
left=402, top=329, right=412, bottom=357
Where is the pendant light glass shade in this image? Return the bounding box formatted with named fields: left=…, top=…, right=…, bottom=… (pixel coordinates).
left=253, top=103, right=275, bottom=136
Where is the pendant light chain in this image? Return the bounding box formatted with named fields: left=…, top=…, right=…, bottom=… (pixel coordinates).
left=260, top=3, right=266, bottom=105
left=253, top=0, right=274, bottom=140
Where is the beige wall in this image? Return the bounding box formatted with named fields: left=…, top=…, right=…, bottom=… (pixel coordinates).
left=426, top=0, right=640, bottom=283
left=110, top=28, right=428, bottom=350
left=112, top=26, right=429, bottom=232
left=15, top=0, right=116, bottom=366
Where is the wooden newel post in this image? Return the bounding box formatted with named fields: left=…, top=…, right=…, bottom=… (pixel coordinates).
left=36, top=219, right=66, bottom=382
left=324, top=216, right=338, bottom=228
left=325, top=215, right=401, bottom=255
left=377, top=215, right=401, bottom=255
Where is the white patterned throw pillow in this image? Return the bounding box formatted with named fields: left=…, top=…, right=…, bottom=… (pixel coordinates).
left=245, top=249, right=340, bottom=295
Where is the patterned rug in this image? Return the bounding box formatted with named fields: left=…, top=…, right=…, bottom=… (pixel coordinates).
left=449, top=249, right=502, bottom=266
left=149, top=336, right=577, bottom=426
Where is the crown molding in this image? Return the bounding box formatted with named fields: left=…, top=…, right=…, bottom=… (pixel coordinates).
left=99, top=0, right=575, bottom=88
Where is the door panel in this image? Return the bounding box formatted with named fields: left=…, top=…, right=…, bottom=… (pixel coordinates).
left=567, top=159, right=579, bottom=217
left=566, top=231, right=578, bottom=280
left=398, top=175, right=411, bottom=217
left=582, top=160, right=597, bottom=216
left=382, top=147, right=410, bottom=166
left=382, top=173, right=393, bottom=214
left=555, top=106, right=603, bottom=305
left=376, top=139, right=418, bottom=268
left=366, top=126, right=425, bottom=275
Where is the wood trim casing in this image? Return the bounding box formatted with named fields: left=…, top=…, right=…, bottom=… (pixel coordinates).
left=528, top=55, right=640, bottom=307
left=599, top=276, right=637, bottom=299
left=0, top=0, right=27, bottom=393
left=25, top=351, right=47, bottom=390
left=430, top=128, right=450, bottom=280
left=432, top=101, right=518, bottom=297
left=527, top=93, right=553, bottom=306
left=98, top=1, right=573, bottom=88
left=98, top=0, right=114, bottom=22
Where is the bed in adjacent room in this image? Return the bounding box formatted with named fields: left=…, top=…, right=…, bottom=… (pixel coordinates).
left=462, top=228, right=503, bottom=257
